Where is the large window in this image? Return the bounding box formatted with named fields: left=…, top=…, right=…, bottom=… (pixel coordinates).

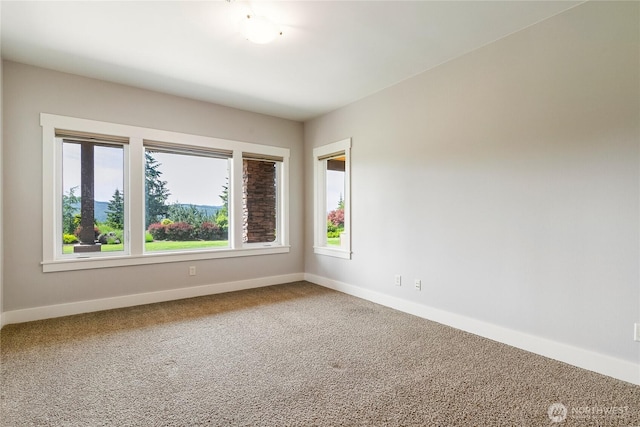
left=313, top=138, right=351, bottom=259
left=144, top=145, right=230, bottom=253
left=61, top=137, right=127, bottom=257
left=42, top=114, right=290, bottom=272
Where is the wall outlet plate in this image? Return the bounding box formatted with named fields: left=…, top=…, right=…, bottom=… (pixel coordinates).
left=414, top=279, right=421, bottom=290
left=394, top=275, right=401, bottom=286
left=635, top=323, right=640, bottom=342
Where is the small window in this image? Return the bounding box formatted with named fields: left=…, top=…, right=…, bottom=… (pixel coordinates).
left=313, top=138, right=351, bottom=259
left=325, top=155, right=345, bottom=247
left=60, top=137, right=127, bottom=257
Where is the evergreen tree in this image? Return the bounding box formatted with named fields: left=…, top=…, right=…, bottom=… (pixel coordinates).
left=167, top=203, right=214, bottom=227
left=106, top=188, right=124, bottom=229
left=215, top=178, right=229, bottom=231
left=62, top=186, right=80, bottom=234
left=145, top=152, right=170, bottom=227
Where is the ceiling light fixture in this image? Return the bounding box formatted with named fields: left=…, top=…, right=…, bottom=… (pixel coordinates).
left=242, top=14, right=282, bottom=44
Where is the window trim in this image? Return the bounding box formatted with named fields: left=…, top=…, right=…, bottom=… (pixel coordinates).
left=57, top=138, right=130, bottom=259
left=241, top=157, right=282, bottom=247
left=142, top=145, right=232, bottom=253
left=41, top=113, right=290, bottom=272
left=313, top=138, right=351, bottom=259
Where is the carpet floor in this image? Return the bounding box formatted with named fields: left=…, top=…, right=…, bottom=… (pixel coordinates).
left=1, top=281, right=638, bottom=426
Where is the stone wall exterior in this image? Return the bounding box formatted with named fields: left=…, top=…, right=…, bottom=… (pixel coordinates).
left=243, top=159, right=276, bottom=243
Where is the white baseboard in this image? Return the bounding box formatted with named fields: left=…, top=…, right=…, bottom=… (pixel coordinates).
left=2, top=273, right=305, bottom=327
left=305, top=273, right=640, bottom=386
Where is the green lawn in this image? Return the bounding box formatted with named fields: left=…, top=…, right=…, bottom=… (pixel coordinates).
left=146, top=240, right=228, bottom=252
left=327, top=237, right=341, bottom=246
left=63, top=240, right=229, bottom=254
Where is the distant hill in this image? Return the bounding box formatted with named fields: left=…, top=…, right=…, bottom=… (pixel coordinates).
left=187, top=204, right=222, bottom=218
left=95, top=201, right=109, bottom=223
left=71, top=202, right=222, bottom=224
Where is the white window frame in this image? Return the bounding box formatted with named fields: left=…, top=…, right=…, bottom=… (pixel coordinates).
left=41, top=113, right=290, bottom=272
left=241, top=157, right=284, bottom=248
left=313, top=138, right=351, bottom=259
left=56, top=138, right=130, bottom=259
left=142, top=143, right=233, bottom=253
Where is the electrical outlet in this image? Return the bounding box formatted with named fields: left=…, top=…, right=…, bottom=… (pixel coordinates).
left=189, top=266, right=196, bottom=276
left=635, top=323, right=640, bottom=342
left=394, top=275, right=401, bottom=286
left=414, top=279, right=421, bottom=291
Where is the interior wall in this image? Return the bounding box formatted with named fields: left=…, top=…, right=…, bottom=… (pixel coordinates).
left=2, top=61, right=304, bottom=312
left=304, top=1, right=640, bottom=365
left=0, top=4, right=4, bottom=327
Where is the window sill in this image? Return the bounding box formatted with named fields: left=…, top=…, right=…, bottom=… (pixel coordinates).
left=42, top=245, right=291, bottom=272
left=313, top=246, right=352, bottom=260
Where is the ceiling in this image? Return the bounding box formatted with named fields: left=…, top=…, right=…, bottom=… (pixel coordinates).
left=1, top=1, right=582, bottom=122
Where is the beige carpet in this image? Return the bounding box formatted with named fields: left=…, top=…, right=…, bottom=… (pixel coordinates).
left=1, top=281, right=638, bottom=426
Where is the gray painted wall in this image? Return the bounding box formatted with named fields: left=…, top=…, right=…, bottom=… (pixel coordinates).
left=0, top=13, right=3, bottom=323
left=304, top=2, right=640, bottom=363
left=2, top=61, right=304, bottom=311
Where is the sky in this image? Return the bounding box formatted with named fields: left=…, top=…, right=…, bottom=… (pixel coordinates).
left=152, top=152, right=228, bottom=206
left=63, top=143, right=228, bottom=206
left=63, top=143, right=124, bottom=201
left=326, top=170, right=344, bottom=212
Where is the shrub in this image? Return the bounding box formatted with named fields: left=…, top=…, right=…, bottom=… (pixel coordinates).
left=145, top=231, right=154, bottom=243
left=63, top=233, right=78, bottom=244
left=327, top=220, right=344, bottom=238
left=97, top=222, right=117, bottom=234
left=96, top=224, right=123, bottom=244
left=327, top=230, right=343, bottom=238
left=161, top=218, right=174, bottom=226
left=198, top=221, right=224, bottom=240
left=327, top=208, right=344, bottom=228
left=73, top=214, right=82, bottom=229
left=97, top=231, right=122, bottom=245
left=147, top=222, right=167, bottom=240
left=165, top=222, right=194, bottom=241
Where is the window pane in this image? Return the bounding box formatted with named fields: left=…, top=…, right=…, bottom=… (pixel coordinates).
left=62, top=141, right=125, bottom=255
left=325, top=156, right=345, bottom=247
left=243, top=159, right=278, bottom=243
left=145, top=150, right=229, bottom=252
